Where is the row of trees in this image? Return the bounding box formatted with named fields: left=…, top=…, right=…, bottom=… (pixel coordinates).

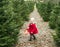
left=36, top=1, right=60, bottom=47
left=0, top=0, right=34, bottom=47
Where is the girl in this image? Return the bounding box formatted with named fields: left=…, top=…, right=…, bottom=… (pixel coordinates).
left=26, top=18, right=38, bottom=41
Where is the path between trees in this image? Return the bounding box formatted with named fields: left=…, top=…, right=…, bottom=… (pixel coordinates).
left=16, top=4, right=56, bottom=47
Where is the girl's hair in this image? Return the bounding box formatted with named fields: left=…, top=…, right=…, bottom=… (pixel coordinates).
left=30, top=18, right=37, bottom=24
left=30, top=18, right=34, bottom=21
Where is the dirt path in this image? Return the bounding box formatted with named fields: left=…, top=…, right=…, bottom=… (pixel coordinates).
left=16, top=4, right=56, bottom=47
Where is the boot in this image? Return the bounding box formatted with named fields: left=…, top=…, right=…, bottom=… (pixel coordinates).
left=29, top=35, right=32, bottom=41
left=33, top=34, right=36, bottom=40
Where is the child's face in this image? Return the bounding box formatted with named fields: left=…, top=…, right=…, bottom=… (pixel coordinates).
left=30, top=20, right=33, bottom=23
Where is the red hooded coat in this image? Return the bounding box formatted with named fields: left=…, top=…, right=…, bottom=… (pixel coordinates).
left=27, top=23, right=38, bottom=34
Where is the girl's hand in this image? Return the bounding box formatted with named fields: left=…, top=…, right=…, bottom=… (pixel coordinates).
left=24, top=29, right=28, bottom=35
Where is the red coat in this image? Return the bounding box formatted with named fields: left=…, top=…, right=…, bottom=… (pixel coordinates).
left=27, top=23, right=38, bottom=34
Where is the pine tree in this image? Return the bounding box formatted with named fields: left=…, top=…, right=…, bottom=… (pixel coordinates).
left=0, top=0, right=34, bottom=47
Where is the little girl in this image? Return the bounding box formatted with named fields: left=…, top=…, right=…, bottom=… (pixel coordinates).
left=26, top=18, right=38, bottom=41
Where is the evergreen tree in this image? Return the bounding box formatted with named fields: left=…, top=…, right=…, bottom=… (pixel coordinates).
left=0, top=0, right=34, bottom=47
